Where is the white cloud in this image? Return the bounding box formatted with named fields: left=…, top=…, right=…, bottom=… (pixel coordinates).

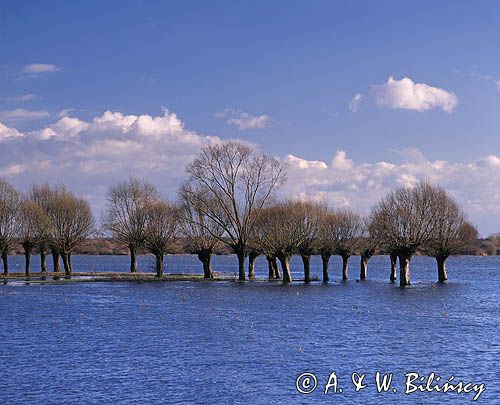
left=0, top=109, right=220, bottom=214
left=215, top=109, right=270, bottom=130
left=0, top=122, right=24, bottom=141
left=0, top=109, right=50, bottom=122
left=5, top=94, right=38, bottom=102
left=371, top=76, right=458, bottom=113
left=390, top=147, right=426, bottom=163
left=1, top=111, right=500, bottom=234
left=56, top=108, right=74, bottom=118
left=282, top=149, right=500, bottom=235
left=227, top=113, right=270, bottom=130
left=22, top=63, right=60, bottom=74
left=349, top=93, right=363, bottom=112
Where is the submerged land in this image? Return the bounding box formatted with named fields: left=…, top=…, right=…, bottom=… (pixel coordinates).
left=0, top=271, right=236, bottom=283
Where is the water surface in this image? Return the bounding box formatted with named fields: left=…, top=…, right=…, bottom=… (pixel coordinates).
left=0, top=255, right=498, bottom=403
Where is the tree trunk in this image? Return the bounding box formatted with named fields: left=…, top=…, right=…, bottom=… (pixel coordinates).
left=399, top=254, right=411, bottom=287
left=278, top=255, right=292, bottom=283
left=273, top=257, right=281, bottom=279
left=301, top=254, right=311, bottom=283
left=236, top=248, right=246, bottom=281
left=61, top=252, right=71, bottom=276
left=155, top=253, right=163, bottom=277
left=248, top=252, right=258, bottom=280
left=51, top=249, right=61, bottom=273
left=40, top=250, right=47, bottom=274
left=389, top=253, right=397, bottom=282
left=342, top=255, right=349, bottom=281
left=321, top=253, right=330, bottom=283
left=24, top=249, right=32, bottom=277
left=129, top=244, right=137, bottom=273
left=360, top=256, right=368, bottom=280
left=2, top=249, right=8, bottom=276
left=266, top=255, right=275, bottom=279
left=198, top=251, right=213, bottom=278
left=437, top=256, right=448, bottom=282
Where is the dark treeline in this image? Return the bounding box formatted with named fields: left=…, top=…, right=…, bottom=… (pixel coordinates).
left=0, top=141, right=479, bottom=286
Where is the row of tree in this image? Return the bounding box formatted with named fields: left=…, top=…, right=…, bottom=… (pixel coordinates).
left=0, top=181, right=94, bottom=276
left=0, top=141, right=477, bottom=286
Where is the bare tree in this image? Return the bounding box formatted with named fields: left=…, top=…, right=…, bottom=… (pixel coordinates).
left=144, top=200, right=179, bottom=277
left=179, top=191, right=225, bottom=278
left=182, top=141, right=287, bottom=280
left=49, top=190, right=95, bottom=275
left=247, top=248, right=260, bottom=280
left=333, top=209, right=363, bottom=281
left=296, top=201, right=323, bottom=283
left=423, top=189, right=478, bottom=282
left=0, top=179, right=21, bottom=275
left=30, top=184, right=60, bottom=273
left=18, top=200, right=50, bottom=277
left=104, top=178, right=159, bottom=272
left=371, top=181, right=438, bottom=287
left=253, top=201, right=310, bottom=283
left=265, top=254, right=280, bottom=279
left=358, top=215, right=381, bottom=280
left=318, top=209, right=337, bottom=282
left=389, top=252, right=398, bottom=282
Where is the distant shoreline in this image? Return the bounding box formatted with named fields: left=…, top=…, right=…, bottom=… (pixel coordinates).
left=4, top=236, right=498, bottom=257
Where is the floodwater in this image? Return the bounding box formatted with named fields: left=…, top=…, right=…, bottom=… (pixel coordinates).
left=0, top=254, right=498, bottom=404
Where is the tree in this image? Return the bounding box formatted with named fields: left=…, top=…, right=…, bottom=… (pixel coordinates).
left=49, top=190, right=95, bottom=275
left=317, top=209, right=337, bottom=282
left=253, top=201, right=313, bottom=283
left=179, top=190, right=225, bottom=278
left=30, top=184, right=60, bottom=273
left=333, top=209, right=363, bottom=281
left=265, top=254, right=280, bottom=279
left=182, top=141, right=287, bottom=281
left=371, top=181, right=438, bottom=287
left=18, top=200, right=50, bottom=277
left=0, top=179, right=21, bottom=275
left=144, top=200, right=179, bottom=277
left=358, top=215, right=381, bottom=280
left=389, top=252, right=398, bottom=282
left=247, top=248, right=260, bottom=280
left=296, top=201, right=323, bottom=283
left=104, top=178, right=159, bottom=273
left=423, top=189, right=478, bottom=282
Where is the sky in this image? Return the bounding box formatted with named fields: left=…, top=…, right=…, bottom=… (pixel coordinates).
left=1, top=0, right=500, bottom=235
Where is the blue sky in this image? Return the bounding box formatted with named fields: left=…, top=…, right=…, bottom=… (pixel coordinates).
left=2, top=1, right=500, bottom=234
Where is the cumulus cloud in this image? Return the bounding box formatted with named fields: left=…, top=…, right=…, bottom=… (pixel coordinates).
left=0, top=122, right=24, bottom=141
left=282, top=149, right=500, bottom=235
left=349, top=93, right=363, bottom=112
left=0, top=109, right=220, bottom=212
left=0, top=109, right=50, bottom=122
left=371, top=76, right=458, bottom=113
left=22, top=63, right=60, bottom=74
left=215, top=109, right=270, bottom=130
